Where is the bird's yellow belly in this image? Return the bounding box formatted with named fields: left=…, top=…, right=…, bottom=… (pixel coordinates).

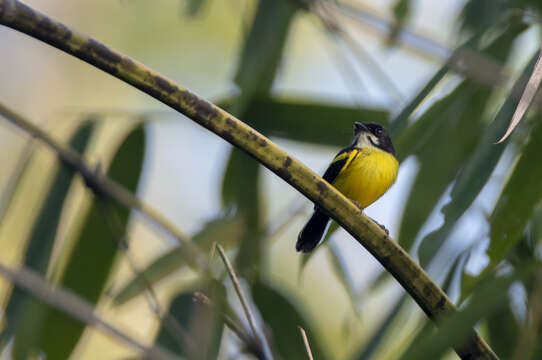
left=332, top=148, right=398, bottom=208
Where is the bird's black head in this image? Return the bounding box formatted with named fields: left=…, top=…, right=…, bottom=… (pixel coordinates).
left=353, top=122, right=395, bottom=156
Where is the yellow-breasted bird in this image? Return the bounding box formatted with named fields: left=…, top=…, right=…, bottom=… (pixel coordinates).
left=296, top=122, right=398, bottom=253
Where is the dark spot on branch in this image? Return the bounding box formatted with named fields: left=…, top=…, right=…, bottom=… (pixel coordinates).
left=380, top=255, right=391, bottom=266
left=246, top=130, right=257, bottom=141
left=436, top=296, right=447, bottom=312
left=244, top=130, right=267, bottom=147
left=153, top=75, right=176, bottom=95
left=123, top=57, right=137, bottom=72
left=221, top=129, right=234, bottom=144
left=277, top=156, right=293, bottom=181
left=178, top=91, right=218, bottom=125
left=226, top=117, right=237, bottom=128
left=39, top=16, right=57, bottom=35
left=195, top=101, right=218, bottom=123
left=317, top=181, right=329, bottom=195
left=284, top=156, right=292, bottom=168
left=88, top=39, right=122, bottom=64
left=423, top=283, right=433, bottom=298
left=60, top=26, right=72, bottom=41
left=277, top=168, right=292, bottom=181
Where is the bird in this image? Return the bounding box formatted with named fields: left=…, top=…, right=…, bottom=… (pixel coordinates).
left=296, top=122, right=398, bottom=253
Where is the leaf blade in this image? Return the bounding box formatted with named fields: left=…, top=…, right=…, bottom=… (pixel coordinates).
left=13, top=124, right=146, bottom=359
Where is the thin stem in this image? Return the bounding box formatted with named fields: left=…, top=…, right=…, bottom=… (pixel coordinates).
left=193, top=291, right=263, bottom=357
left=215, top=244, right=273, bottom=359
left=298, top=326, right=314, bottom=360
left=215, top=244, right=258, bottom=339
left=0, top=262, right=182, bottom=360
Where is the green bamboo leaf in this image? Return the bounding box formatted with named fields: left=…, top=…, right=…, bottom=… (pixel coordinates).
left=388, top=64, right=449, bottom=138
left=220, top=97, right=389, bottom=147
left=417, top=51, right=539, bottom=267
left=486, top=118, right=542, bottom=269
left=387, top=0, right=411, bottom=46
left=155, top=284, right=225, bottom=359
left=183, top=0, right=209, bottom=17
left=113, top=214, right=245, bottom=306
left=246, top=98, right=389, bottom=147
left=12, top=124, right=146, bottom=360
left=1, top=121, right=95, bottom=346
left=222, top=148, right=262, bottom=280
left=252, top=281, right=328, bottom=360
left=233, top=0, right=300, bottom=114
left=0, top=139, right=35, bottom=227
left=460, top=0, right=508, bottom=35
left=400, top=268, right=526, bottom=360
left=353, top=295, right=408, bottom=360
left=486, top=305, right=520, bottom=359
left=397, top=83, right=491, bottom=251
left=397, top=23, right=527, bottom=251
left=326, top=238, right=360, bottom=316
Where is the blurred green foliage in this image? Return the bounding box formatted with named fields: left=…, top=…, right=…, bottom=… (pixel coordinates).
left=155, top=284, right=226, bottom=359
left=1, top=121, right=96, bottom=358
left=1, top=0, right=542, bottom=359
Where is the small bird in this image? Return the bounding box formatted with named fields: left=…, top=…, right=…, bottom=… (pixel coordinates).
left=296, top=122, right=398, bottom=253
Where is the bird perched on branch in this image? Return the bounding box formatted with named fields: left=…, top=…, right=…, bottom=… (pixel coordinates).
left=296, top=122, right=398, bottom=253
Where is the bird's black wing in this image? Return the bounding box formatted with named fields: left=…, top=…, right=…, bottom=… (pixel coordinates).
left=321, top=147, right=354, bottom=184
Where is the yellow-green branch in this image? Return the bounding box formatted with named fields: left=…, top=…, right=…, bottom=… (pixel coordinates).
left=0, top=1, right=497, bottom=359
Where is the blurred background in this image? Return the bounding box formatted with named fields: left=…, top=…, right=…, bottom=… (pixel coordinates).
left=0, top=0, right=541, bottom=359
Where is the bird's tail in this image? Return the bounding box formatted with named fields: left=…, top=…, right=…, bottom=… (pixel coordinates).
left=296, top=210, right=330, bottom=253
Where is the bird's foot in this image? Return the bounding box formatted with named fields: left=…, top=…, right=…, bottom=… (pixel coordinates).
left=351, top=200, right=364, bottom=211
left=350, top=201, right=389, bottom=235
left=370, top=217, right=389, bottom=236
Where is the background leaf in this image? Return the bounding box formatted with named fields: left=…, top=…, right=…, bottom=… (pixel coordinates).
left=400, top=268, right=526, bottom=360
left=154, top=284, right=225, bottom=359
left=247, top=98, right=388, bottom=146
left=397, top=22, right=526, bottom=252
left=113, top=214, right=245, bottom=306
left=417, top=50, right=538, bottom=268
left=1, top=120, right=95, bottom=348
left=12, top=124, right=146, bottom=359
left=484, top=115, right=542, bottom=274
left=252, top=281, right=327, bottom=360
left=233, top=0, right=300, bottom=114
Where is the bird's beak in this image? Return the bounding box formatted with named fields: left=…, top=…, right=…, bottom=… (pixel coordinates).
left=354, top=122, right=368, bottom=133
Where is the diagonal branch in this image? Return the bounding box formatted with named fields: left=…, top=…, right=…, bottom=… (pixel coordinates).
left=0, top=262, right=182, bottom=360
left=0, top=1, right=497, bottom=359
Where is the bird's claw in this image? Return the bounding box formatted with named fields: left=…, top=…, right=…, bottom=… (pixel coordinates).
left=370, top=217, right=389, bottom=235
left=350, top=201, right=389, bottom=235
left=351, top=200, right=364, bottom=211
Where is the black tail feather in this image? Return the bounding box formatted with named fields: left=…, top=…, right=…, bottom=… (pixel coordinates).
left=296, top=210, right=330, bottom=253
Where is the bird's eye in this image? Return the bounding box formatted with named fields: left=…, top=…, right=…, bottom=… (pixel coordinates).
left=375, top=128, right=383, bottom=136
